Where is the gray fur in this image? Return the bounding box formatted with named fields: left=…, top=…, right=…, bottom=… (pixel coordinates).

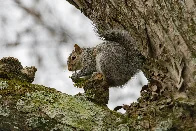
left=72, top=47, right=96, bottom=78
left=69, top=29, right=143, bottom=87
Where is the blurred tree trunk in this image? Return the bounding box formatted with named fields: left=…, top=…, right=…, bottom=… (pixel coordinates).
left=0, top=0, right=195, bottom=130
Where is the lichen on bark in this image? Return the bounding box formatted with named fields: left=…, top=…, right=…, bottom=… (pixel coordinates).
left=0, top=57, right=128, bottom=130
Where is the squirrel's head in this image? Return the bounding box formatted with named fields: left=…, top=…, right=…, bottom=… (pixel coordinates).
left=67, top=44, right=82, bottom=71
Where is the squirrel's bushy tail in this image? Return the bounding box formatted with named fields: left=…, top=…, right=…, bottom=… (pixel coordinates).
left=100, top=29, right=136, bottom=51
left=100, top=29, right=144, bottom=72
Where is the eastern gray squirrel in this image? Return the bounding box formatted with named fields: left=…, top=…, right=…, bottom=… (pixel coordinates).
left=67, top=29, right=143, bottom=87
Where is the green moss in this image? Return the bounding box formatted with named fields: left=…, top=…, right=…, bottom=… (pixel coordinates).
left=0, top=105, right=10, bottom=117
left=0, top=57, right=37, bottom=83
left=0, top=80, right=8, bottom=90
left=154, top=119, right=173, bottom=131
left=0, top=78, right=127, bottom=130
left=72, top=77, right=87, bottom=88
left=26, top=117, right=49, bottom=128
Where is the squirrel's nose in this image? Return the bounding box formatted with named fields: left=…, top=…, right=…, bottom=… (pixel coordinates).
left=68, top=67, right=72, bottom=71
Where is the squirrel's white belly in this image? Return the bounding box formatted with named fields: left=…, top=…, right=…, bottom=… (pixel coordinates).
left=95, top=53, right=103, bottom=74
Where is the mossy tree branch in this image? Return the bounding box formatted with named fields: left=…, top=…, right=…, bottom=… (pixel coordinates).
left=0, top=58, right=127, bottom=130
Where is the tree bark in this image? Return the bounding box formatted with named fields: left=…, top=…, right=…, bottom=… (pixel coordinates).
left=65, top=0, right=196, bottom=130
left=67, top=0, right=195, bottom=95
left=0, top=0, right=196, bottom=130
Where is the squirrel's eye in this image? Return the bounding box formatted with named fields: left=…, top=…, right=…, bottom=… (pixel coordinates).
left=72, top=56, right=76, bottom=60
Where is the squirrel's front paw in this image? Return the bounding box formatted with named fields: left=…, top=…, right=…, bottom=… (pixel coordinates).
left=71, top=73, right=79, bottom=82
left=91, top=72, right=105, bottom=80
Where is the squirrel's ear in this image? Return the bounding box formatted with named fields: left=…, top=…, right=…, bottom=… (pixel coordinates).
left=74, top=44, right=82, bottom=54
